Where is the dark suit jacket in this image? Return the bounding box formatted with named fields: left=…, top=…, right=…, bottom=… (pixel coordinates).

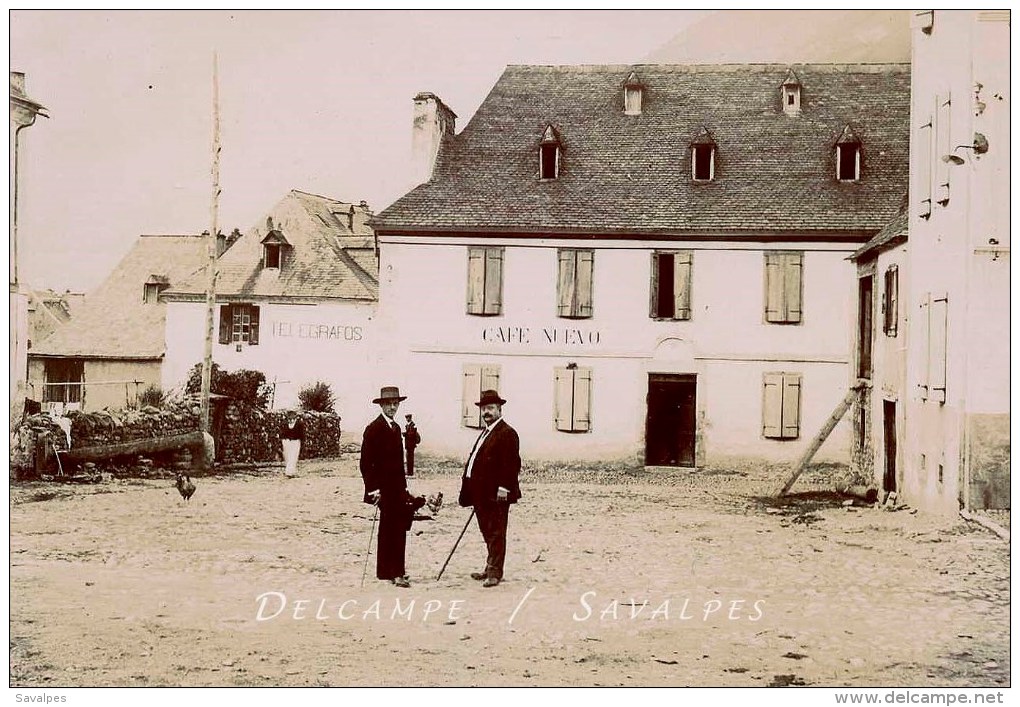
left=360, top=415, right=407, bottom=508
left=459, top=419, right=522, bottom=507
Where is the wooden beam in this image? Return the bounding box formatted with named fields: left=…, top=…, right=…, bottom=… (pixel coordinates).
left=777, top=383, right=863, bottom=496
left=62, top=431, right=212, bottom=471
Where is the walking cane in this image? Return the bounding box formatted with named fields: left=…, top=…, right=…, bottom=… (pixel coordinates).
left=360, top=501, right=379, bottom=588
left=436, top=510, right=475, bottom=581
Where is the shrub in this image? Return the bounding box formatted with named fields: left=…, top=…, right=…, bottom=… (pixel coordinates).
left=137, top=385, right=167, bottom=409
left=298, top=381, right=336, bottom=414
left=185, top=363, right=270, bottom=409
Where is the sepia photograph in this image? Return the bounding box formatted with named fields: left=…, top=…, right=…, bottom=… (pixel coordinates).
left=8, top=9, right=1011, bottom=699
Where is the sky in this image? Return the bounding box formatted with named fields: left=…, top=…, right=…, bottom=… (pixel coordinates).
left=10, top=10, right=708, bottom=293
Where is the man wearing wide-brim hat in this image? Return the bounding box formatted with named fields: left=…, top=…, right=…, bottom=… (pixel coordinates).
left=458, top=389, right=522, bottom=587
left=360, top=385, right=413, bottom=587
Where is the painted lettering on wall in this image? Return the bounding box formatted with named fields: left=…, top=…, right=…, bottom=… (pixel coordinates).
left=482, top=326, right=601, bottom=345
left=273, top=321, right=364, bottom=341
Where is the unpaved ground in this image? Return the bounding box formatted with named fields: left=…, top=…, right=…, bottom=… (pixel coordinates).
left=9, top=458, right=1010, bottom=687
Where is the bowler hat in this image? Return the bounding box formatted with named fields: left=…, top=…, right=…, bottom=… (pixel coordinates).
left=373, top=386, right=408, bottom=404
left=475, top=389, right=507, bottom=407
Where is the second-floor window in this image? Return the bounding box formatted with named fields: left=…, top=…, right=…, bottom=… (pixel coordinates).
left=764, top=251, right=803, bottom=324
left=650, top=250, right=692, bottom=320
left=466, top=246, right=504, bottom=316
left=557, top=248, right=594, bottom=319
left=219, top=303, right=260, bottom=345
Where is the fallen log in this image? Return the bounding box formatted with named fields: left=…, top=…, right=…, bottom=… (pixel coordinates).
left=62, top=431, right=214, bottom=472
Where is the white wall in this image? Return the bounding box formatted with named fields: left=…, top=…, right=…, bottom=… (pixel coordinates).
left=164, top=300, right=382, bottom=433
left=379, top=237, right=857, bottom=464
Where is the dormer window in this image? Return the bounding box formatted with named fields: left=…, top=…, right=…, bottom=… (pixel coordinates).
left=781, top=69, right=802, bottom=116
left=539, top=124, right=561, bottom=180
left=261, top=217, right=291, bottom=269
left=624, top=71, right=644, bottom=116
left=690, top=127, right=716, bottom=182
left=835, top=125, right=862, bottom=182
left=143, top=275, right=169, bottom=304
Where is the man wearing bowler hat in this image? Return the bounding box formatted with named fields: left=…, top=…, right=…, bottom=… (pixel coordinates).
left=458, top=390, right=522, bottom=587
left=361, top=385, right=414, bottom=587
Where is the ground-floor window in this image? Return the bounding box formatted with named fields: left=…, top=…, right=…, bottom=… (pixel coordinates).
left=43, top=358, right=84, bottom=404
left=462, top=363, right=501, bottom=428
left=554, top=365, right=592, bottom=432
left=762, top=372, right=801, bottom=439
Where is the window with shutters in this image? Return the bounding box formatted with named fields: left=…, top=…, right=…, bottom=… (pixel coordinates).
left=917, top=115, right=933, bottom=219
left=218, top=303, right=260, bottom=345
left=883, top=265, right=899, bottom=336
left=762, top=372, right=801, bottom=440
left=461, top=363, right=500, bottom=428
left=935, top=93, right=952, bottom=206
left=466, top=246, right=504, bottom=316
left=557, top=248, right=594, bottom=319
left=764, top=252, right=803, bottom=324
left=929, top=294, right=948, bottom=403
left=650, top=250, right=692, bottom=320
left=554, top=365, right=592, bottom=433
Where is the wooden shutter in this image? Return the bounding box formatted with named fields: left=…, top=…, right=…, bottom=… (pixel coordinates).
left=762, top=372, right=784, bottom=438
left=575, top=250, right=594, bottom=318
left=483, top=248, right=503, bottom=315
left=466, top=247, right=485, bottom=315
left=218, top=305, right=231, bottom=344
left=248, top=305, right=260, bottom=345
left=781, top=374, right=801, bottom=439
left=462, top=364, right=482, bottom=428
left=918, top=117, right=933, bottom=218
left=571, top=367, right=592, bottom=432
left=557, top=250, right=576, bottom=317
left=936, top=93, right=951, bottom=205
left=884, top=266, right=898, bottom=336
left=480, top=365, right=500, bottom=398
left=918, top=294, right=931, bottom=398
left=674, top=251, right=692, bottom=320
left=553, top=367, right=574, bottom=431
left=649, top=252, right=661, bottom=318
left=764, top=253, right=784, bottom=322
left=784, top=253, right=803, bottom=323
left=930, top=294, right=948, bottom=402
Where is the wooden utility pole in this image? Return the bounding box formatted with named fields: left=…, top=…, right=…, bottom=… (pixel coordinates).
left=199, top=53, right=221, bottom=433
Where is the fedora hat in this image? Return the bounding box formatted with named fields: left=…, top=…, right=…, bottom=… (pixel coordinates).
left=475, top=389, right=507, bottom=407
left=373, top=385, right=407, bottom=404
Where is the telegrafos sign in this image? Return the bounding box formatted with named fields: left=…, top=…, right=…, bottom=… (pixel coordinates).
left=272, top=321, right=365, bottom=341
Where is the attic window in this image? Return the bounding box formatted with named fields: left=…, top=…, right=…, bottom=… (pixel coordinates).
left=624, top=71, right=644, bottom=116
left=835, top=125, right=862, bottom=182
left=264, top=243, right=282, bottom=269
left=781, top=69, right=802, bottom=116
left=539, top=124, right=561, bottom=180
left=690, top=127, right=717, bottom=182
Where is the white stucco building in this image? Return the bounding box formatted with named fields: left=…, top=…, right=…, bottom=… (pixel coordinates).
left=372, top=65, right=911, bottom=467
left=163, top=190, right=381, bottom=431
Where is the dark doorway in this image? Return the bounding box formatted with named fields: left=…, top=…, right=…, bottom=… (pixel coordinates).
left=883, top=399, right=897, bottom=492
left=858, top=275, right=874, bottom=379
left=645, top=374, right=697, bottom=467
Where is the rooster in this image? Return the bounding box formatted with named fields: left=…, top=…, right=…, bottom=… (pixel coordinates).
left=175, top=473, right=196, bottom=502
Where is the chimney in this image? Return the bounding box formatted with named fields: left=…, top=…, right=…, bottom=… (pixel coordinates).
left=411, top=92, right=456, bottom=186
left=215, top=231, right=227, bottom=256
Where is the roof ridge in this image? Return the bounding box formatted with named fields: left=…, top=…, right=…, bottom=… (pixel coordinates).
left=290, top=188, right=350, bottom=205
left=504, top=62, right=910, bottom=73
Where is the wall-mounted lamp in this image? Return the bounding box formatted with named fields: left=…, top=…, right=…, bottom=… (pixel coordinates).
left=942, top=132, right=990, bottom=165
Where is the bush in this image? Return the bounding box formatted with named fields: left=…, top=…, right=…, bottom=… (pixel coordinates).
left=185, top=363, right=270, bottom=409
left=137, top=385, right=167, bottom=408
left=298, top=381, right=336, bottom=414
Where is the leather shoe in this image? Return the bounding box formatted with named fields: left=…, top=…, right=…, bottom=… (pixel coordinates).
left=482, top=576, right=500, bottom=588
left=392, top=576, right=411, bottom=588
left=470, top=572, right=488, bottom=581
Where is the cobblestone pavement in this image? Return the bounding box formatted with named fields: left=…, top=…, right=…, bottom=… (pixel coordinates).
left=9, top=457, right=1010, bottom=687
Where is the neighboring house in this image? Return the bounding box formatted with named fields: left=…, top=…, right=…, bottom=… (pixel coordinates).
left=162, top=190, right=379, bottom=426
left=372, top=64, right=910, bottom=466
left=27, top=288, right=83, bottom=348
left=853, top=10, right=1009, bottom=514
left=27, top=235, right=208, bottom=412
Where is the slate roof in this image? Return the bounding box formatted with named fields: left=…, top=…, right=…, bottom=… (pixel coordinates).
left=165, top=190, right=378, bottom=302
left=374, top=63, right=911, bottom=236
left=850, top=205, right=908, bottom=261
left=30, top=236, right=208, bottom=359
